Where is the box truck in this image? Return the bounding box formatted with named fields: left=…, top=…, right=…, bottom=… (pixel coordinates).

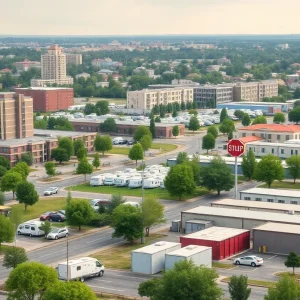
left=58, top=257, right=105, bottom=282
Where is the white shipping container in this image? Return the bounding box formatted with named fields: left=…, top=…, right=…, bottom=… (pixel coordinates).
left=165, top=245, right=212, bottom=270
left=131, top=241, right=181, bottom=274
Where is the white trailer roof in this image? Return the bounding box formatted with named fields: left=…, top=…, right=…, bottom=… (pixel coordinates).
left=132, top=242, right=181, bottom=254
left=240, top=188, right=300, bottom=198
left=254, top=222, right=300, bottom=235
left=59, top=257, right=96, bottom=265
left=167, top=245, right=211, bottom=257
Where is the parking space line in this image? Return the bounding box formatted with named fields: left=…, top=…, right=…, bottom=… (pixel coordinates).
left=88, top=285, right=125, bottom=292
left=268, top=255, right=278, bottom=260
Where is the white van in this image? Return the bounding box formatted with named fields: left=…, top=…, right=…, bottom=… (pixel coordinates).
left=17, top=221, right=45, bottom=237
left=90, top=199, right=111, bottom=211
left=128, top=177, right=143, bottom=188
left=124, top=202, right=140, bottom=208
left=143, top=178, right=160, bottom=189
left=103, top=174, right=117, bottom=186
left=115, top=176, right=130, bottom=187
left=89, top=175, right=105, bottom=186
left=112, top=137, right=124, bottom=145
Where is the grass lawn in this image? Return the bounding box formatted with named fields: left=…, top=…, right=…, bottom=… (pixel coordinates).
left=91, top=233, right=164, bottom=269
left=275, top=272, right=300, bottom=280
left=258, top=181, right=300, bottom=190
left=39, top=177, right=62, bottom=182
left=222, top=277, right=276, bottom=288
left=0, top=245, right=14, bottom=254
left=212, top=262, right=234, bottom=269
left=108, top=147, right=130, bottom=155
left=71, top=184, right=209, bottom=200
left=237, top=175, right=248, bottom=182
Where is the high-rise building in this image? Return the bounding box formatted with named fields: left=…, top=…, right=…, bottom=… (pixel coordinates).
left=0, top=92, right=33, bottom=140
left=14, top=59, right=41, bottom=72
left=66, top=53, right=82, bottom=65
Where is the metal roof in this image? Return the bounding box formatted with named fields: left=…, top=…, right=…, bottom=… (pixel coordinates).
left=182, top=206, right=300, bottom=225
left=182, top=227, right=249, bottom=242
left=254, top=222, right=300, bottom=235
left=212, top=199, right=300, bottom=212
left=167, top=245, right=211, bottom=257
left=132, top=242, right=180, bottom=254
left=240, top=188, right=300, bottom=198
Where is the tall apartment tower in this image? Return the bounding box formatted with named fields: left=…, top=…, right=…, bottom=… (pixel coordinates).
left=0, top=92, right=33, bottom=140
left=41, top=45, right=67, bottom=80
left=66, top=53, right=82, bottom=65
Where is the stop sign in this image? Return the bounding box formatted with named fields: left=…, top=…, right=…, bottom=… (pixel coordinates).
left=228, top=139, right=245, bottom=157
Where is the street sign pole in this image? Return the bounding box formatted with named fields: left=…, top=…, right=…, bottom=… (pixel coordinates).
left=235, top=156, right=238, bottom=199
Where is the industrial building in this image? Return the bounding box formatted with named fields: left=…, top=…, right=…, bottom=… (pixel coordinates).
left=165, top=245, right=212, bottom=270
left=131, top=242, right=181, bottom=274
left=211, top=199, right=300, bottom=215
left=253, top=223, right=300, bottom=254
left=185, top=220, right=214, bottom=234
left=180, top=227, right=250, bottom=260
left=240, top=188, right=300, bottom=205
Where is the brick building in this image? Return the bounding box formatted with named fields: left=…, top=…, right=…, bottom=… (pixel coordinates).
left=15, top=87, right=74, bottom=112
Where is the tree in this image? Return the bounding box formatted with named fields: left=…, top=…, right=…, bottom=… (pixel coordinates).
left=95, top=100, right=109, bottom=115
left=128, top=143, right=144, bottom=165
left=140, top=135, right=152, bottom=152
left=253, top=154, right=285, bottom=188
left=133, top=125, right=152, bottom=141
left=141, top=196, right=166, bottom=237
left=219, top=118, right=235, bottom=135
left=0, top=165, right=7, bottom=178
left=51, top=147, right=70, bottom=164
left=3, top=247, right=28, bottom=269
left=242, top=113, right=251, bottom=126
left=138, top=260, right=222, bottom=300
left=234, top=110, right=245, bottom=120
left=1, top=171, right=23, bottom=199
left=294, top=100, right=300, bottom=108
left=9, top=206, right=23, bottom=234
left=286, top=155, right=300, bottom=183
left=92, top=153, right=100, bottom=169
left=94, top=134, right=112, bottom=155
left=20, top=152, right=33, bottom=166
left=220, top=108, right=228, bottom=122
left=265, top=275, right=300, bottom=300
left=66, top=199, right=94, bottom=230
left=107, top=194, right=126, bottom=214
left=252, top=115, right=267, bottom=125
left=43, top=281, right=97, bottom=300
left=150, top=117, right=156, bottom=138
left=229, top=275, right=251, bottom=300
left=6, top=262, right=58, bottom=300
left=241, top=150, right=257, bottom=180
left=12, top=162, right=30, bottom=180
left=58, top=137, right=74, bottom=157
left=172, top=125, right=179, bottom=138
left=76, top=157, right=93, bottom=181
left=289, top=107, right=300, bottom=124
left=176, top=152, right=189, bottom=164
left=185, top=159, right=201, bottom=186
left=40, top=220, right=52, bottom=237
left=273, top=112, right=286, bottom=124
left=207, top=126, right=218, bottom=138
left=165, top=164, right=196, bottom=200
left=294, top=88, right=300, bottom=99
left=284, top=252, right=300, bottom=275
left=189, top=116, right=200, bottom=132
left=45, top=161, right=56, bottom=177
left=111, top=204, right=143, bottom=243
left=66, top=188, right=72, bottom=206
left=201, top=156, right=235, bottom=195
left=0, top=156, right=10, bottom=170
left=228, top=130, right=233, bottom=141
left=0, top=215, right=14, bottom=247
left=100, top=117, right=117, bottom=133
left=0, top=191, right=4, bottom=206
left=73, top=138, right=85, bottom=157
left=155, top=116, right=161, bottom=122
left=172, top=110, right=178, bottom=118
left=16, top=181, right=39, bottom=210
left=76, top=147, right=87, bottom=160
left=202, top=133, right=215, bottom=154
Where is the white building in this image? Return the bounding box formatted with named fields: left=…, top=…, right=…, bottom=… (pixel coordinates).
left=66, top=53, right=82, bottom=65
left=75, top=73, right=90, bottom=80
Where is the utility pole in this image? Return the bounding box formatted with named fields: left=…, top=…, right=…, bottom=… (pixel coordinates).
left=66, top=234, right=69, bottom=281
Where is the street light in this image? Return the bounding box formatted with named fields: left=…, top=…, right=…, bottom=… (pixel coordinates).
left=66, top=233, right=69, bottom=281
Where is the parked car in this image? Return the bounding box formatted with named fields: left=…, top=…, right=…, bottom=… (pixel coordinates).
left=40, top=211, right=66, bottom=222
left=119, top=139, right=128, bottom=145
left=233, top=256, right=263, bottom=267
left=128, top=140, right=136, bottom=145
left=58, top=210, right=66, bottom=215
left=44, top=187, right=58, bottom=196
left=47, top=228, right=69, bottom=240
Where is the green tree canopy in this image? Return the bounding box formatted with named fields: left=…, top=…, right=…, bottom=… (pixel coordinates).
left=76, top=147, right=87, bottom=160
left=252, top=115, right=267, bottom=125
left=273, top=112, right=286, bottom=124
left=241, top=149, right=257, bottom=180
left=189, top=116, right=200, bottom=132
left=12, top=162, right=30, bottom=180
left=284, top=252, right=300, bottom=275
left=219, top=118, right=235, bottom=135
left=133, top=125, right=152, bottom=141
left=73, top=138, right=85, bottom=157
left=176, top=152, right=189, bottom=164
left=20, top=152, right=34, bottom=166
left=220, top=108, right=228, bottom=122
left=0, top=171, right=23, bottom=199
left=94, top=134, right=112, bottom=155
left=242, top=113, right=251, bottom=126
left=107, top=194, right=126, bottom=214
left=201, top=156, right=235, bottom=195
left=3, top=246, right=28, bottom=269
left=207, top=126, right=218, bottom=138
left=95, top=100, right=110, bottom=115
left=202, top=133, right=216, bottom=153
left=92, top=153, right=100, bottom=169
left=229, top=275, right=251, bottom=300
left=51, top=147, right=70, bottom=164
left=289, top=107, right=300, bottom=124
left=0, top=215, right=14, bottom=247
left=0, top=156, right=10, bottom=170
left=128, top=143, right=144, bottom=165
left=150, top=117, right=156, bottom=138
left=172, top=125, right=179, bottom=138
left=139, top=135, right=152, bottom=152
left=76, top=157, right=93, bottom=180
left=253, top=154, right=285, bottom=188
left=45, top=161, right=56, bottom=177
left=16, top=181, right=39, bottom=210
left=100, top=117, right=117, bottom=133
left=234, top=110, right=245, bottom=120
left=58, top=137, right=74, bottom=157
left=286, top=155, right=300, bottom=183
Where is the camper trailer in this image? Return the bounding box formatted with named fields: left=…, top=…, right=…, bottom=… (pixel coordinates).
left=128, top=177, right=143, bottom=188
left=17, top=221, right=45, bottom=237
left=103, top=175, right=117, bottom=186
left=115, top=176, right=130, bottom=187
left=143, top=178, right=160, bottom=189
left=89, top=175, right=105, bottom=187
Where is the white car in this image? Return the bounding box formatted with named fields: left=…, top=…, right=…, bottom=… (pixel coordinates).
left=47, top=228, right=69, bottom=240
left=233, top=255, right=263, bottom=267
left=44, top=187, right=59, bottom=196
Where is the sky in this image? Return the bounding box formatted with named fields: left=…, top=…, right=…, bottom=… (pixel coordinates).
left=0, top=0, right=299, bottom=35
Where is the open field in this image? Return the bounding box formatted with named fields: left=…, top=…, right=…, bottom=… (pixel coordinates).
left=0, top=245, right=14, bottom=254
left=70, top=184, right=209, bottom=201
left=259, top=181, right=300, bottom=190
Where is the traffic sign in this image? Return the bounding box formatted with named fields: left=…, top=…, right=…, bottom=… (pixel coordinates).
left=228, top=139, right=245, bottom=157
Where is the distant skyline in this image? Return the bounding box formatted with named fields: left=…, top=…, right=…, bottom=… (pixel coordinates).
left=1, top=0, right=299, bottom=35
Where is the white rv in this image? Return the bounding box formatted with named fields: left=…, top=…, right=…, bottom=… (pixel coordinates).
left=89, top=175, right=105, bottom=186
left=103, top=174, right=117, bottom=186
left=143, top=178, right=161, bottom=189
left=128, top=177, right=143, bottom=188
left=17, top=221, right=45, bottom=237
left=115, top=176, right=130, bottom=187
left=124, top=202, right=140, bottom=208
left=58, top=257, right=105, bottom=282
left=112, top=137, right=124, bottom=145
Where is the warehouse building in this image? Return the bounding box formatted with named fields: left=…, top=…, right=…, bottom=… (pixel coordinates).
left=211, top=199, right=300, bottom=215
left=180, top=227, right=250, bottom=260
left=240, top=188, right=300, bottom=205
left=253, top=223, right=300, bottom=254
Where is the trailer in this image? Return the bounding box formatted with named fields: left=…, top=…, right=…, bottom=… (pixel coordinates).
left=143, top=178, right=160, bottom=189
left=58, top=257, right=105, bottom=282
left=89, top=175, right=105, bottom=186
left=128, top=177, right=143, bottom=188
left=115, top=176, right=130, bottom=187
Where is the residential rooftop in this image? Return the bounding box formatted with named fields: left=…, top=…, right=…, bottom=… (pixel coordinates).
left=239, top=124, right=300, bottom=133
left=238, top=136, right=263, bottom=143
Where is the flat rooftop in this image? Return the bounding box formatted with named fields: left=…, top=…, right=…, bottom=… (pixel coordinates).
left=167, top=245, right=211, bottom=257
left=240, top=188, right=300, bottom=198
left=212, top=199, right=300, bottom=212
left=15, top=87, right=73, bottom=91
left=246, top=141, right=300, bottom=147
left=182, top=206, right=300, bottom=225
left=182, top=227, right=249, bottom=241
left=132, top=242, right=180, bottom=254
left=254, top=222, right=300, bottom=235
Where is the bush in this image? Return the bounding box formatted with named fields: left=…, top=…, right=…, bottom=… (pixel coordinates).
left=89, top=213, right=112, bottom=227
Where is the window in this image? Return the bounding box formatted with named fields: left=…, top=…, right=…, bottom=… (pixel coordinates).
left=278, top=200, right=285, bottom=204
left=281, top=149, right=284, bottom=154
left=244, top=197, right=251, bottom=200
left=242, top=133, right=246, bottom=137
left=31, top=227, right=35, bottom=231
left=255, top=198, right=262, bottom=201
left=96, top=261, right=102, bottom=267
left=271, top=148, right=274, bottom=154
left=286, top=135, right=290, bottom=141
left=267, top=199, right=274, bottom=202
left=277, top=135, right=280, bottom=141
left=296, top=150, right=298, bottom=155
left=268, top=134, right=271, bottom=139
left=291, top=201, right=298, bottom=205
left=77, top=266, right=81, bottom=271
left=262, top=148, right=265, bottom=153
left=291, top=150, right=294, bottom=155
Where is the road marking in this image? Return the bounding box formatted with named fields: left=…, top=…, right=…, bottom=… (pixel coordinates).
left=88, top=285, right=125, bottom=292
left=34, top=250, right=62, bottom=259
left=86, top=238, right=104, bottom=244
left=268, top=255, right=277, bottom=260
left=92, top=279, right=113, bottom=283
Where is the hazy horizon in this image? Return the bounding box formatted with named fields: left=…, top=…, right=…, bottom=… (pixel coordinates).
left=1, top=0, right=299, bottom=36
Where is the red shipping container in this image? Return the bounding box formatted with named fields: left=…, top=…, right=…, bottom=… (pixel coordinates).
left=180, top=227, right=250, bottom=260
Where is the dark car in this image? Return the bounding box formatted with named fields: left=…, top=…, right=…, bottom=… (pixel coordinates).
left=127, top=140, right=137, bottom=145
left=119, top=139, right=128, bottom=145
left=40, top=212, right=66, bottom=222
